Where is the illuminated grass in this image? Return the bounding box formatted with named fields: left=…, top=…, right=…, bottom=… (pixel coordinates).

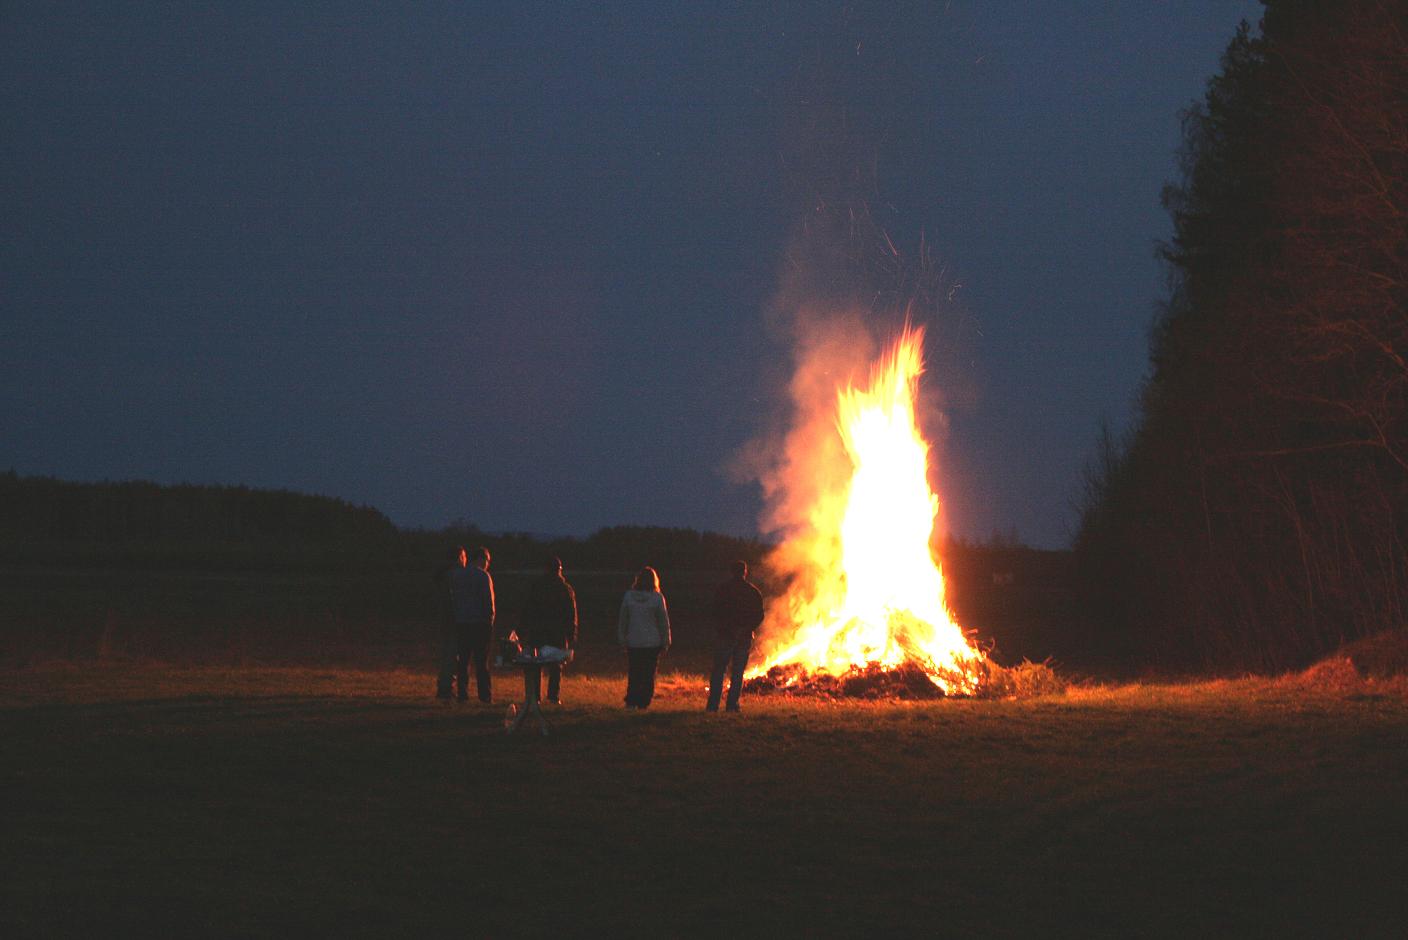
left=4, top=666, right=1407, bottom=937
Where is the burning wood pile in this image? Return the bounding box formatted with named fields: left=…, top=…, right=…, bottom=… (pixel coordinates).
left=745, top=662, right=958, bottom=700
left=743, top=324, right=1029, bottom=700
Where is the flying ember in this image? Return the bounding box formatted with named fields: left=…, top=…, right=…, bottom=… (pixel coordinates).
left=748, top=324, right=985, bottom=694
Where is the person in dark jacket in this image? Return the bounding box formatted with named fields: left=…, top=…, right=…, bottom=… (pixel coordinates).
left=706, top=560, right=765, bottom=712
left=518, top=555, right=579, bottom=705
left=438, top=545, right=496, bottom=703
left=434, top=545, right=466, bottom=701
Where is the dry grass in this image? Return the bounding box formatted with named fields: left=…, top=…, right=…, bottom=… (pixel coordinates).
left=4, top=663, right=1407, bottom=938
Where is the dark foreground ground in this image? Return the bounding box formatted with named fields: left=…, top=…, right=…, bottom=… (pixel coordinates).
left=4, top=665, right=1406, bottom=938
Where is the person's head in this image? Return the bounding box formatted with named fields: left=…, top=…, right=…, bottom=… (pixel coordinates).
left=471, top=546, right=490, bottom=570
left=543, top=555, right=562, bottom=577
left=633, top=566, right=659, bottom=592
left=450, top=545, right=468, bottom=568
left=730, top=560, right=748, bottom=580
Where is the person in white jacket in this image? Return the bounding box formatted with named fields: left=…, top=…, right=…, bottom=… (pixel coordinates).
left=617, top=566, right=671, bottom=709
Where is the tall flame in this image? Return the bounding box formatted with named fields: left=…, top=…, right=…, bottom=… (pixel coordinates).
left=751, top=324, right=983, bottom=692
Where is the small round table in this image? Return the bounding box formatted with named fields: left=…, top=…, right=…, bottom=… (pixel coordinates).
left=504, top=648, right=572, bottom=736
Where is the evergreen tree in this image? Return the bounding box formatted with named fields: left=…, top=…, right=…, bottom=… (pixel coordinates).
left=1077, top=0, right=1408, bottom=670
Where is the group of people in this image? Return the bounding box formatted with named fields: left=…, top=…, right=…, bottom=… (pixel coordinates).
left=436, top=547, right=765, bottom=713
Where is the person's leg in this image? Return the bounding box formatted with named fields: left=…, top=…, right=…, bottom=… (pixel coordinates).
left=454, top=623, right=471, bottom=701
left=726, top=633, right=753, bottom=711
left=546, top=664, right=561, bottom=703
left=437, top=623, right=456, bottom=699
left=523, top=665, right=541, bottom=705
left=640, top=647, right=661, bottom=709
left=469, top=622, right=492, bottom=703
left=630, top=650, right=650, bottom=709
left=625, top=648, right=645, bottom=707
left=707, top=639, right=731, bottom=711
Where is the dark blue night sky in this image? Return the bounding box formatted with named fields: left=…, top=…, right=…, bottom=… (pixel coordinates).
left=2, top=2, right=1261, bottom=547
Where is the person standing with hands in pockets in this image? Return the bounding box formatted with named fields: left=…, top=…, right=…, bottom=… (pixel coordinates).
left=617, top=566, right=670, bottom=709
left=706, top=560, right=765, bottom=713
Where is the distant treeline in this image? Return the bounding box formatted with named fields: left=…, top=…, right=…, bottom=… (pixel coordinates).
left=463, top=524, right=771, bottom=574
left=0, top=472, right=771, bottom=573
left=1075, top=1, right=1407, bottom=672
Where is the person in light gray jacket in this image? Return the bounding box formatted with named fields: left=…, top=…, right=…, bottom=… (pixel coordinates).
left=617, top=566, right=671, bottom=709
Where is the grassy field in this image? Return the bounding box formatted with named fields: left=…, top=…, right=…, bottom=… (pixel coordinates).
left=4, top=663, right=1406, bottom=938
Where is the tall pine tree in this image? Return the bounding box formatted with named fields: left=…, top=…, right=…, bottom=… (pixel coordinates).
left=1077, top=0, right=1408, bottom=671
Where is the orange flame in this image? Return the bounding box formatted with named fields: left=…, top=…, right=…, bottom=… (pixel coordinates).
left=750, top=324, right=984, bottom=692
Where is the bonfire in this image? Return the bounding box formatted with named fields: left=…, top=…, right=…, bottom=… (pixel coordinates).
left=745, top=324, right=995, bottom=698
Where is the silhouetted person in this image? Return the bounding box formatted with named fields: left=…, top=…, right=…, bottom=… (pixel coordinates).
left=707, top=560, right=765, bottom=712
left=438, top=545, right=495, bottom=703
left=617, top=566, right=671, bottom=709
left=519, top=555, right=579, bottom=705
left=434, top=545, right=465, bottom=700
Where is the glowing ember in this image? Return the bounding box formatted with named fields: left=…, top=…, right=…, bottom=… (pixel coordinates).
left=749, top=325, right=985, bottom=694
